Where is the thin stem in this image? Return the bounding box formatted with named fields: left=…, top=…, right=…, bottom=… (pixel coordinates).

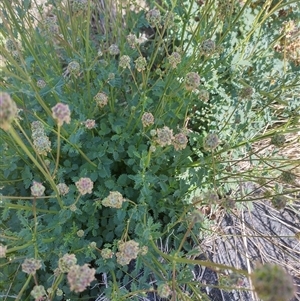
left=2, top=203, right=58, bottom=214
left=150, top=238, right=249, bottom=276
left=32, top=197, right=38, bottom=257
left=16, top=275, right=32, bottom=301
left=85, top=0, right=92, bottom=102
left=52, top=124, right=61, bottom=179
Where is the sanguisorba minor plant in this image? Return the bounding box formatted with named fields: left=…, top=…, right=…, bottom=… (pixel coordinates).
left=0, top=0, right=299, bottom=300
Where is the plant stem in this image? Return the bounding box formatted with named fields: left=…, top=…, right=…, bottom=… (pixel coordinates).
left=8, top=126, right=64, bottom=208
left=52, top=124, right=61, bottom=179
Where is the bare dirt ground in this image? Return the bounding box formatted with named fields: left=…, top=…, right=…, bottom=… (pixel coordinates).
left=199, top=199, right=300, bottom=301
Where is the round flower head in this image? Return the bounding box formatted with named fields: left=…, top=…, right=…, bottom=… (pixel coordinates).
left=135, top=56, right=147, bottom=72
left=0, top=92, right=18, bottom=130
left=69, top=204, right=77, bottom=212
left=42, top=15, right=59, bottom=35
left=149, top=145, right=156, bottom=152
left=56, top=288, right=63, bottom=296
left=31, top=120, right=44, bottom=135
left=271, top=134, right=286, bottom=147
left=164, top=11, right=175, bottom=28
left=36, top=79, right=46, bottom=89
left=83, top=119, right=96, bottom=129
left=0, top=245, right=7, bottom=258
left=157, top=283, right=172, bottom=299
left=56, top=183, right=69, bottom=196
left=94, top=92, right=108, bottom=108
left=67, top=61, right=80, bottom=75
left=77, top=230, right=84, bottom=237
left=223, top=197, right=236, bottom=209
left=146, top=8, right=161, bottom=26
left=239, top=86, right=253, bottom=99
left=251, top=263, right=295, bottom=301
left=155, top=68, right=162, bottom=76
left=11, top=50, right=21, bottom=63
left=168, top=52, right=181, bottom=69
left=280, top=171, right=296, bottom=184
left=271, top=196, right=287, bottom=210
left=102, top=191, right=126, bottom=208
left=119, top=240, right=139, bottom=258
left=116, top=240, right=139, bottom=265
left=119, top=55, right=131, bottom=69
left=173, top=132, right=188, bottom=151
left=31, top=121, right=51, bottom=156
left=22, top=258, right=42, bottom=275
left=141, top=112, right=154, bottom=127
left=58, top=253, right=77, bottom=273
left=33, top=135, right=51, bottom=155
left=67, top=264, right=96, bottom=293
left=33, top=130, right=51, bottom=155
left=126, top=33, right=137, bottom=49
left=203, top=133, right=220, bottom=151
left=156, top=126, right=174, bottom=147
left=89, top=241, right=97, bottom=249
left=75, top=177, right=93, bottom=195
left=52, top=103, right=71, bottom=126
left=200, top=39, right=216, bottom=54
left=185, top=72, right=201, bottom=91
left=139, top=246, right=148, bottom=256
left=281, top=20, right=298, bottom=38
left=31, top=285, right=46, bottom=300
left=31, top=181, right=45, bottom=197
left=150, top=129, right=157, bottom=137
left=198, top=89, right=210, bottom=102
left=101, top=248, right=114, bottom=259
left=108, top=44, right=120, bottom=55
left=5, top=38, right=18, bottom=51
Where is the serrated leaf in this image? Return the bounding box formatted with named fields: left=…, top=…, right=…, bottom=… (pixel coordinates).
left=111, top=135, right=120, bottom=141
left=1, top=206, right=11, bottom=221
left=117, top=174, right=129, bottom=186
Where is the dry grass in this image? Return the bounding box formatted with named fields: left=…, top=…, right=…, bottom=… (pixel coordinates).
left=199, top=127, right=300, bottom=300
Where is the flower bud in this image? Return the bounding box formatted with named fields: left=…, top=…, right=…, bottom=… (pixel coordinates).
left=31, top=181, right=45, bottom=197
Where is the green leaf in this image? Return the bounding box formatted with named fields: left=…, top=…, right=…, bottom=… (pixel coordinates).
left=21, top=165, right=33, bottom=189
left=117, top=174, right=129, bottom=186
left=104, top=179, right=115, bottom=189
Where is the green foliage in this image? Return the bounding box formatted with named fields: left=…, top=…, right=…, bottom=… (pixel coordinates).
left=0, top=0, right=299, bottom=300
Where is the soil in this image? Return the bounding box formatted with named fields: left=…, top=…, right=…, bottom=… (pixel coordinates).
left=193, top=198, right=300, bottom=301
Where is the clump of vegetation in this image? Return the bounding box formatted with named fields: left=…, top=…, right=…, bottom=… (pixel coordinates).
left=0, top=0, right=299, bottom=300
